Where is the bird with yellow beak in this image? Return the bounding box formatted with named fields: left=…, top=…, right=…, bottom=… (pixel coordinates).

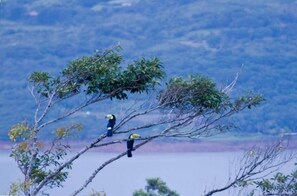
left=127, top=133, right=141, bottom=158
left=105, top=114, right=116, bottom=137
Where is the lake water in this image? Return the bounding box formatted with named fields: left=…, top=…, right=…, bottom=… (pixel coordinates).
left=0, top=151, right=295, bottom=196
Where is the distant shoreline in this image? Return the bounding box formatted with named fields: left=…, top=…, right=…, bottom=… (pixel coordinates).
left=1, top=138, right=297, bottom=153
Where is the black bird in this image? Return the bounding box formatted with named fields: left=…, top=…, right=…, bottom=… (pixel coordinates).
left=105, top=114, right=116, bottom=137
left=127, top=133, right=140, bottom=158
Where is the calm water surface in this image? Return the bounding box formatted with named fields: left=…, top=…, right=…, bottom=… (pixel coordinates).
left=0, top=151, right=295, bottom=196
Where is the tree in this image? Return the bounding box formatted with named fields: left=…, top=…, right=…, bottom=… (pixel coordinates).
left=204, top=140, right=293, bottom=196
left=133, top=177, right=179, bottom=196
left=8, top=46, right=264, bottom=196
left=236, top=161, right=297, bottom=196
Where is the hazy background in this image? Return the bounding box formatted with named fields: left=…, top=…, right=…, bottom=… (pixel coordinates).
left=1, top=0, right=296, bottom=139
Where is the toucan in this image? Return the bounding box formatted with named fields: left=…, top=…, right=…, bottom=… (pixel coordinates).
left=127, top=133, right=140, bottom=158
left=105, top=114, right=116, bottom=137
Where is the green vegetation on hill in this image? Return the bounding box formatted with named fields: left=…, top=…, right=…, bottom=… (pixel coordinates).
left=1, top=0, right=297, bottom=140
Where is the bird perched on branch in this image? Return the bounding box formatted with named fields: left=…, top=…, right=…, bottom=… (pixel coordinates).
left=127, top=133, right=141, bottom=158
left=105, top=114, right=116, bottom=137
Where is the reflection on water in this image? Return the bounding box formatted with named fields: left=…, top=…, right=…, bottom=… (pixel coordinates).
left=0, top=151, right=295, bottom=196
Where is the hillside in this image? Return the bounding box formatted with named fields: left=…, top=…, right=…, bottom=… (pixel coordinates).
left=1, top=0, right=297, bottom=140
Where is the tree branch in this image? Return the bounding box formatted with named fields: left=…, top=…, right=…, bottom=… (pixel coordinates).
left=70, top=116, right=195, bottom=196
left=204, top=141, right=292, bottom=196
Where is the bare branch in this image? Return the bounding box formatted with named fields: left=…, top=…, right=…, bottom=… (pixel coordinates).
left=33, top=134, right=106, bottom=195
left=204, top=140, right=292, bottom=196
left=70, top=140, right=153, bottom=196
left=71, top=114, right=195, bottom=196
left=222, top=65, right=243, bottom=94
left=37, top=95, right=108, bottom=130
left=35, top=91, right=56, bottom=127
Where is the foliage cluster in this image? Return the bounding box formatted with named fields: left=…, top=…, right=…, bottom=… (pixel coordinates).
left=159, top=75, right=227, bottom=112
left=133, top=178, right=179, bottom=196
left=28, top=47, right=164, bottom=100
left=243, top=166, right=297, bottom=195
left=8, top=123, right=81, bottom=194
